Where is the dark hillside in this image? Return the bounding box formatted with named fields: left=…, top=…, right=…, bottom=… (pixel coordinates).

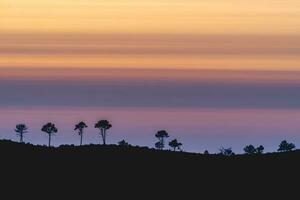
left=0, top=140, right=298, bottom=195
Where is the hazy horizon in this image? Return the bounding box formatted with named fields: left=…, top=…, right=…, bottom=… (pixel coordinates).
left=1, top=68, right=300, bottom=153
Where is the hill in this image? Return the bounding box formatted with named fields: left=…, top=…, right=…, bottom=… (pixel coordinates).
left=0, top=140, right=298, bottom=196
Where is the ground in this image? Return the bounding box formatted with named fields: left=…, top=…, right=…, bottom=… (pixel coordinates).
left=0, top=140, right=298, bottom=196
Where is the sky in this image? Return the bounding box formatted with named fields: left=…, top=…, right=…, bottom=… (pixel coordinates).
left=0, top=0, right=300, bottom=153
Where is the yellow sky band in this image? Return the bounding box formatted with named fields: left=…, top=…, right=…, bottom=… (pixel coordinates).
left=1, top=0, right=300, bottom=34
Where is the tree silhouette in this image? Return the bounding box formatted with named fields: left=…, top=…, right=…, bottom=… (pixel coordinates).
left=118, top=140, right=130, bottom=147
left=244, top=145, right=264, bottom=155
left=74, top=121, right=88, bottom=146
left=155, top=141, right=164, bottom=150
left=168, top=139, right=182, bottom=151
left=15, top=124, right=28, bottom=143
left=204, top=150, right=209, bottom=155
left=155, top=130, right=169, bottom=150
left=41, top=123, right=58, bottom=147
left=278, top=140, right=296, bottom=152
left=95, top=120, right=112, bottom=145
left=256, top=145, right=264, bottom=154
left=244, top=145, right=256, bottom=154
left=219, top=147, right=235, bottom=156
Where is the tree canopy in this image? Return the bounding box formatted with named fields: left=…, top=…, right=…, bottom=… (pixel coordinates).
left=244, top=145, right=264, bottom=155
left=169, top=139, right=182, bottom=151
left=278, top=140, right=296, bottom=152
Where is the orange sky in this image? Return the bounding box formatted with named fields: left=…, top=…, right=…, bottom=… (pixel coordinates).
left=2, top=0, right=300, bottom=34
left=0, top=33, right=299, bottom=74
left=1, top=1, right=300, bottom=151
left=1, top=0, right=300, bottom=73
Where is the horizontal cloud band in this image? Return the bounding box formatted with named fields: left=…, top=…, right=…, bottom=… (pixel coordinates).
left=1, top=78, right=299, bottom=109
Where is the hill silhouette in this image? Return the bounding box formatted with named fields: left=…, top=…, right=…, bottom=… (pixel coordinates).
left=1, top=140, right=298, bottom=196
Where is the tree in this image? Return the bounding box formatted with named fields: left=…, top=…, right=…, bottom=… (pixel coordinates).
left=168, top=139, right=182, bottom=151
left=256, top=145, right=264, bottom=154
left=74, top=121, right=88, bottom=146
left=244, top=145, right=265, bottom=155
left=118, top=140, right=130, bottom=147
left=15, top=124, right=28, bottom=143
left=155, top=141, right=164, bottom=150
left=41, top=123, right=58, bottom=147
left=155, top=130, right=169, bottom=150
left=219, top=147, right=235, bottom=156
left=244, top=145, right=256, bottom=154
left=204, top=150, right=209, bottom=155
left=95, top=120, right=112, bottom=145
left=278, top=140, right=296, bottom=152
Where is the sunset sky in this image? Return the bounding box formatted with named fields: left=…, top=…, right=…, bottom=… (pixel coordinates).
left=1, top=0, right=300, bottom=152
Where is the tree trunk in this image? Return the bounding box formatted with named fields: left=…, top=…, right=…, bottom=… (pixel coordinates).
left=80, top=131, right=83, bottom=146
left=20, top=132, right=23, bottom=143
left=48, top=134, right=51, bottom=147
left=100, top=129, right=103, bottom=145
left=102, top=129, right=106, bottom=145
